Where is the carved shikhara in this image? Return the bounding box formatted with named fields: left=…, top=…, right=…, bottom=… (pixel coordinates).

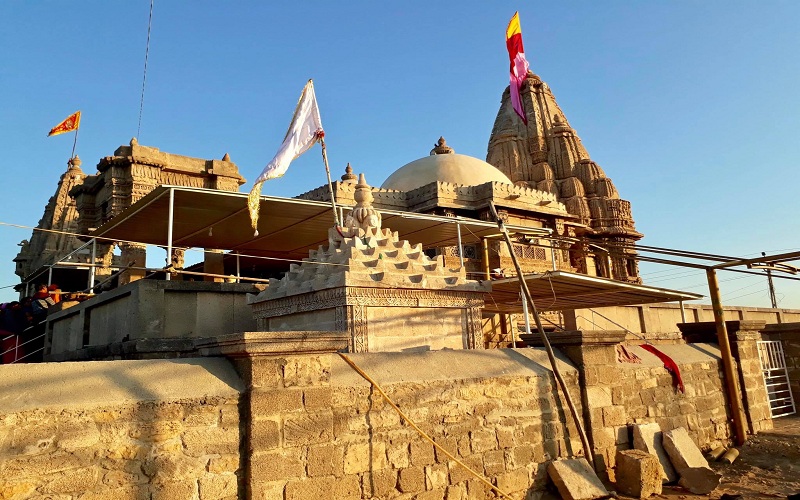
left=251, top=286, right=486, bottom=353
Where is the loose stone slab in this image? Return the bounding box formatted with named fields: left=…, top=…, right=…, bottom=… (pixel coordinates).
left=615, top=449, right=662, bottom=498
left=632, top=422, right=677, bottom=483
left=662, top=427, right=721, bottom=494
left=547, top=458, right=609, bottom=500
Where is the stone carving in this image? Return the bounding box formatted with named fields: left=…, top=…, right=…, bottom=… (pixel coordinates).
left=249, top=172, right=489, bottom=353
left=340, top=173, right=382, bottom=236
left=486, top=70, right=643, bottom=282
left=14, top=156, right=109, bottom=280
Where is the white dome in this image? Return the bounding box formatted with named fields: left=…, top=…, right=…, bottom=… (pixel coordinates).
left=381, top=138, right=512, bottom=192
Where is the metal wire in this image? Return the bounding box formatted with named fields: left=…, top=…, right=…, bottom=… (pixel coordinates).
left=137, top=0, right=155, bottom=139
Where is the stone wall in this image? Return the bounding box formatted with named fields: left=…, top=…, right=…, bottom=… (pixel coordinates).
left=0, top=359, right=243, bottom=499
left=565, top=303, right=800, bottom=338
left=225, top=343, right=584, bottom=499
left=46, top=280, right=258, bottom=361
left=617, top=344, right=732, bottom=451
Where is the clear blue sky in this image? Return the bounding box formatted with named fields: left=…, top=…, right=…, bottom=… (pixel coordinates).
left=1, top=2, right=799, bottom=308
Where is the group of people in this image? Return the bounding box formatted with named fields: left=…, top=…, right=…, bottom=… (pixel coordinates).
left=1, top=284, right=60, bottom=363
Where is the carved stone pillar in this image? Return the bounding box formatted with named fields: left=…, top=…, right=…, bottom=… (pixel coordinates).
left=118, top=242, right=147, bottom=284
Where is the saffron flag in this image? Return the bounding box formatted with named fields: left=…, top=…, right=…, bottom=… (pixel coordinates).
left=506, top=12, right=530, bottom=124
left=248, top=80, right=324, bottom=235
left=48, top=111, right=81, bottom=136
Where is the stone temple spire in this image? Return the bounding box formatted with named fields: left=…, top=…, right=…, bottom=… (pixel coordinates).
left=14, top=156, right=88, bottom=280
left=486, top=71, right=643, bottom=283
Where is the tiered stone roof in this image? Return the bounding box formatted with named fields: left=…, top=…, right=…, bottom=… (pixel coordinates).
left=487, top=72, right=642, bottom=240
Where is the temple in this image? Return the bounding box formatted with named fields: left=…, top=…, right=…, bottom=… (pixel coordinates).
left=3, top=64, right=799, bottom=499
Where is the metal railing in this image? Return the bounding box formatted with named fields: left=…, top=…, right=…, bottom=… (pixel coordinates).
left=756, top=340, right=796, bottom=418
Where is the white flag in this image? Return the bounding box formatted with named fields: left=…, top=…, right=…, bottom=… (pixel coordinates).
left=248, top=80, right=324, bottom=235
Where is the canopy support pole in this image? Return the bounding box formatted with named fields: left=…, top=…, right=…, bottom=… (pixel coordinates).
left=706, top=268, right=747, bottom=445
left=488, top=201, right=593, bottom=469
left=166, top=188, right=174, bottom=281
left=236, top=253, right=241, bottom=284
left=456, top=221, right=464, bottom=269
left=89, top=238, right=96, bottom=291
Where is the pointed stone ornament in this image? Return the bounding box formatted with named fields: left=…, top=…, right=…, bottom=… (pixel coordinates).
left=341, top=162, right=357, bottom=182
left=222, top=153, right=231, bottom=161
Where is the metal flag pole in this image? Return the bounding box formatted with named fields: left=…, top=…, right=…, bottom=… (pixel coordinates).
left=70, top=126, right=80, bottom=160
left=319, top=137, right=341, bottom=227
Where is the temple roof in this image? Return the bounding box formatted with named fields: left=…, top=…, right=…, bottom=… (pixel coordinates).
left=381, top=137, right=512, bottom=192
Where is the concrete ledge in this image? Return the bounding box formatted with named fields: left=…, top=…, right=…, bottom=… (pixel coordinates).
left=331, top=347, right=577, bottom=386
left=521, top=330, right=627, bottom=347
left=0, top=358, right=244, bottom=413
left=197, top=331, right=351, bottom=357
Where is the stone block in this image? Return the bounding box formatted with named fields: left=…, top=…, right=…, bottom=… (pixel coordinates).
left=250, top=389, right=303, bottom=415
left=307, top=444, right=343, bottom=477
left=285, top=476, right=335, bottom=500
left=303, top=387, right=332, bottom=410
left=206, top=455, right=239, bottom=474
left=284, top=411, right=333, bottom=446
left=426, top=463, right=449, bottom=489
left=416, top=488, right=446, bottom=500
left=662, top=427, right=720, bottom=494
left=387, top=441, right=410, bottom=468
left=495, top=468, right=530, bottom=494
left=362, top=468, right=397, bottom=498
left=614, top=449, right=662, bottom=498
left=333, top=475, right=361, bottom=499
left=250, top=480, right=286, bottom=500
left=198, top=474, right=238, bottom=499
left=250, top=451, right=303, bottom=481
left=631, top=423, right=676, bottom=483
left=182, top=427, right=239, bottom=457
left=447, top=455, right=484, bottom=484
left=398, top=466, right=425, bottom=493
left=483, top=449, right=506, bottom=476
left=547, top=458, right=609, bottom=500
left=469, top=429, right=497, bottom=454
left=661, top=427, right=705, bottom=468
left=250, top=419, right=280, bottom=450
left=676, top=467, right=722, bottom=495
left=151, top=480, right=197, bottom=500
left=283, top=355, right=331, bottom=387
left=40, top=467, right=100, bottom=494
left=344, top=442, right=387, bottom=474
left=410, top=440, right=436, bottom=466
left=602, top=406, right=627, bottom=427
left=586, top=386, right=613, bottom=407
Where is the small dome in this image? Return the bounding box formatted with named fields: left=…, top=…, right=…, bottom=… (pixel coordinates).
left=381, top=137, right=512, bottom=191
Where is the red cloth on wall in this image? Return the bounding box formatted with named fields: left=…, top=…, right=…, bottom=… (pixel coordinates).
left=640, top=344, right=685, bottom=393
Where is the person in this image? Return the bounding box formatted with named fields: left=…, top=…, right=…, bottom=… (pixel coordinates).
left=31, top=284, right=55, bottom=323
left=47, top=283, right=61, bottom=304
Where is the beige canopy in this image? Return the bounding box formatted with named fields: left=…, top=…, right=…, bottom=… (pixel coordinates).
left=89, top=186, right=550, bottom=267
left=484, top=270, right=702, bottom=313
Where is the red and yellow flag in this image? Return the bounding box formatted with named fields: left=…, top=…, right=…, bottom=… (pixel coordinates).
left=48, top=111, right=81, bottom=137
left=506, top=12, right=530, bottom=124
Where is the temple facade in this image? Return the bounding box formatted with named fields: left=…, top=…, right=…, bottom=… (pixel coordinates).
left=15, top=139, right=247, bottom=288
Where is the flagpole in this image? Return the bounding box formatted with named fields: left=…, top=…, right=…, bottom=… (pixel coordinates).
left=319, top=138, right=341, bottom=227
left=70, top=127, right=80, bottom=160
